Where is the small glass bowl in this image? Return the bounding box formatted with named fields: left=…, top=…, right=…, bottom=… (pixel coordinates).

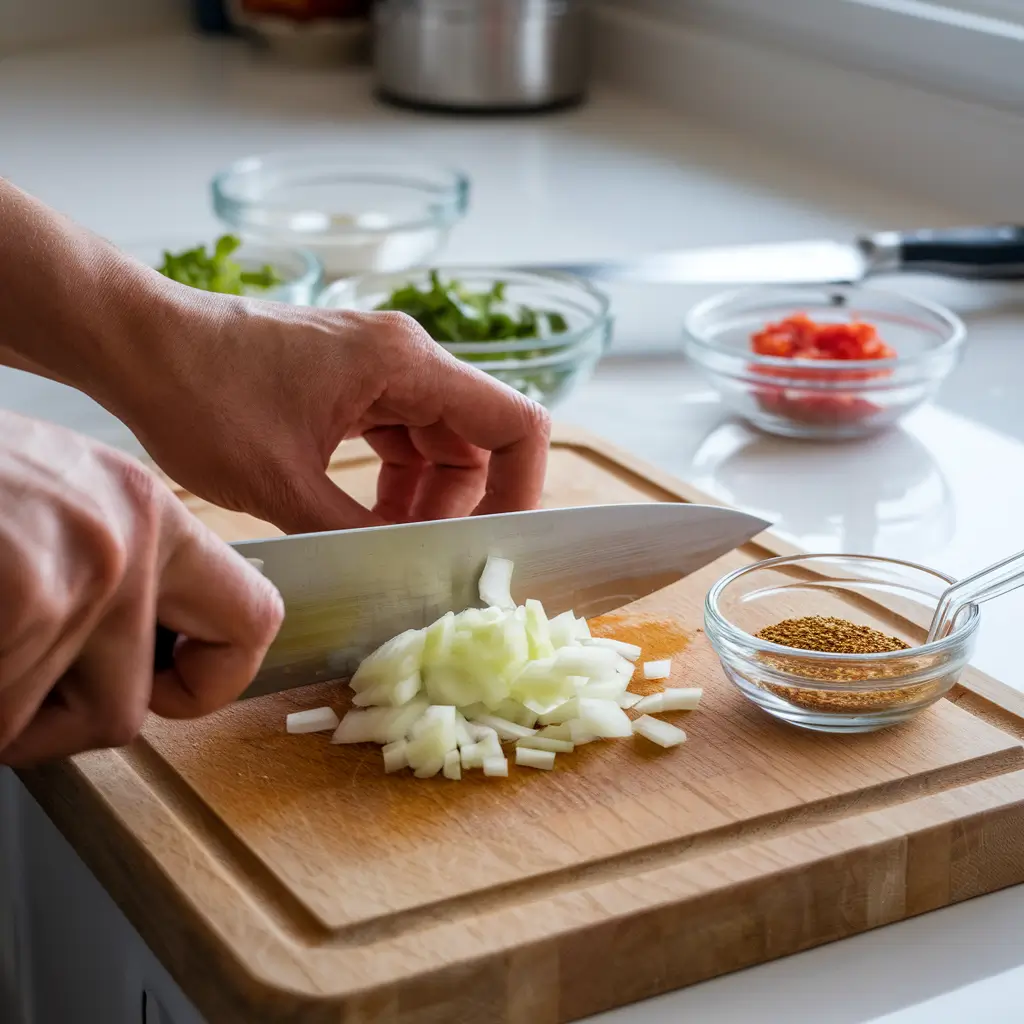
left=704, top=553, right=979, bottom=733
left=120, top=236, right=323, bottom=305
left=683, top=286, right=966, bottom=440
left=318, top=267, right=613, bottom=408
left=211, top=149, right=470, bottom=280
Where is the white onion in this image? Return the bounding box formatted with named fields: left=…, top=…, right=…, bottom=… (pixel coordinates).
left=577, top=699, right=633, bottom=739
left=658, top=687, right=703, bottom=712
left=537, top=698, right=580, bottom=725
left=633, top=693, right=664, bottom=715
left=286, top=707, right=340, bottom=734
left=303, top=554, right=705, bottom=781
left=583, top=637, right=642, bottom=661
left=478, top=555, right=515, bottom=610
left=470, top=713, right=537, bottom=741
left=643, top=659, right=672, bottom=680
left=632, top=715, right=687, bottom=748
left=568, top=719, right=599, bottom=745
left=443, top=749, right=462, bottom=781
left=382, top=740, right=408, bottom=773
left=515, top=747, right=556, bottom=771
left=517, top=735, right=574, bottom=754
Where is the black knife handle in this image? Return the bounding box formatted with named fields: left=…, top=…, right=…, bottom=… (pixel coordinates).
left=883, top=225, right=1024, bottom=279
left=154, top=624, right=179, bottom=674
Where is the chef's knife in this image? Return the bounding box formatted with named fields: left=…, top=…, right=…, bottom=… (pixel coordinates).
left=155, top=503, right=769, bottom=700
left=517, top=225, right=1024, bottom=286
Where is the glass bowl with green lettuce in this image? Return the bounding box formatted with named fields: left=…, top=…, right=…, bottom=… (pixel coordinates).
left=121, top=234, right=323, bottom=305
left=317, top=267, right=613, bottom=407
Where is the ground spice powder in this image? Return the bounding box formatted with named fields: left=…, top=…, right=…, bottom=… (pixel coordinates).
left=755, top=616, right=908, bottom=655
left=753, top=615, right=945, bottom=714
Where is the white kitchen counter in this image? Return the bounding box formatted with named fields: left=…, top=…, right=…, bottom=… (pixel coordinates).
left=3, top=31, right=1024, bottom=1024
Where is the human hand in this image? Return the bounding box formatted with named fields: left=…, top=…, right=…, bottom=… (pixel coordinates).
left=0, top=412, right=283, bottom=767
left=107, top=296, right=552, bottom=535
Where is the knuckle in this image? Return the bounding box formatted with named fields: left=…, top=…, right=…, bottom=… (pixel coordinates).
left=98, top=701, right=147, bottom=749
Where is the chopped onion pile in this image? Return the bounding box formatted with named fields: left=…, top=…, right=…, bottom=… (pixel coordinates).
left=286, top=556, right=704, bottom=778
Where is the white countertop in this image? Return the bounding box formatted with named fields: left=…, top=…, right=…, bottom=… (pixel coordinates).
left=4, top=31, right=1024, bottom=1024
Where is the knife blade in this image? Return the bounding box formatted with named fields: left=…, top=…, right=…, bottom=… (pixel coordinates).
left=516, top=226, right=1024, bottom=286
left=173, top=503, right=766, bottom=700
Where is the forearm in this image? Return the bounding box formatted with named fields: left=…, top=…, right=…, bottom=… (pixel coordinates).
left=0, top=178, right=213, bottom=414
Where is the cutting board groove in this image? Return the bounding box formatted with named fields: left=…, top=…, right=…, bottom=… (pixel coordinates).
left=19, top=426, right=1024, bottom=1024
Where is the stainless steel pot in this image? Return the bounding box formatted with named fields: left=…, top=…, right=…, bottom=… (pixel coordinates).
left=373, top=0, right=589, bottom=113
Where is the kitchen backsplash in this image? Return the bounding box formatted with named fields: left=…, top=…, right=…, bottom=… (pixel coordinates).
left=0, top=0, right=187, bottom=55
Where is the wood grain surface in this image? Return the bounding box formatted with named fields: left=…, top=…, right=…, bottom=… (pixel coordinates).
left=18, top=426, right=1024, bottom=1024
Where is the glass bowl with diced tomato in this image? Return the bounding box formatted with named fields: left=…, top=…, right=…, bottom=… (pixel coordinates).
left=682, top=286, right=966, bottom=440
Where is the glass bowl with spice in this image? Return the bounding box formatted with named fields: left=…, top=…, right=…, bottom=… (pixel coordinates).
left=682, top=285, right=965, bottom=440
left=704, top=553, right=979, bottom=733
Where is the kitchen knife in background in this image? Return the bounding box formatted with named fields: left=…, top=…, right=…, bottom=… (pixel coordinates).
left=156, top=503, right=769, bottom=700
left=518, top=225, right=1024, bottom=286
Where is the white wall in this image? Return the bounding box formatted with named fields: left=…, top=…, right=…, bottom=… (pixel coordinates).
left=0, top=0, right=186, bottom=55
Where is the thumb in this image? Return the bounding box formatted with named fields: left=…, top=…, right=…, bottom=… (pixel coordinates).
left=267, top=465, right=385, bottom=535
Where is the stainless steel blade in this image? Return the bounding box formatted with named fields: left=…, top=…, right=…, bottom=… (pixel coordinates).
left=518, top=239, right=867, bottom=286
left=231, top=503, right=769, bottom=699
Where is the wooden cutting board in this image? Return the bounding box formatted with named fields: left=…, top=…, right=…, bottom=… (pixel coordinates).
left=18, top=426, right=1024, bottom=1024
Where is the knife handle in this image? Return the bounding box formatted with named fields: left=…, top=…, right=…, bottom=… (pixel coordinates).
left=154, top=624, right=179, bottom=674
left=870, top=225, right=1024, bottom=279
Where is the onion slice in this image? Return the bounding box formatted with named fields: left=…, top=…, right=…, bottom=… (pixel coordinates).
left=483, top=756, right=509, bottom=777
left=286, top=708, right=340, bottom=734
left=478, top=555, right=515, bottom=610
left=632, top=715, right=687, bottom=748
left=515, top=747, right=556, bottom=771
left=642, top=659, right=672, bottom=680
left=659, top=687, right=703, bottom=712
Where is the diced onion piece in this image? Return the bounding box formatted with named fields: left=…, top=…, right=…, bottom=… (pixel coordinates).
left=658, top=687, right=703, bottom=711
left=517, top=735, right=574, bottom=754
left=511, top=658, right=576, bottom=715
left=537, top=724, right=571, bottom=741
left=380, top=696, right=429, bottom=743
left=574, top=617, right=592, bottom=639
left=471, top=713, right=537, bottom=741
left=352, top=670, right=421, bottom=708
left=538, top=698, right=580, bottom=725
left=515, top=747, right=556, bottom=771
left=479, top=555, right=515, bottom=610
left=581, top=678, right=629, bottom=701
left=382, top=740, right=408, bottom=773
left=494, top=699, right=538, bottom=729
left=477, top=728, right=504, bottom=760
left=286, top=707, right=340, bottom=735
left=555, top=645, right=624, bottom=679
left=443, top=749, right=462, bottom=781
left=332, top=709, right=387, bottom=745
left=616, top=691, right=643, bottom=709
left=460, top=743, right=485, bottom=770
left=567, top=719, right=599, bottom=745
left=548, top=610, right=581, bottom=650
left=350, top=628, right=425, bottom=693
left=633, top=693, right=665, bottom=715
left=245, top=557, right=265, bottom=573
left=632, top=715, right=687, bottom=748
left=578, top=698, right=633, bottom=739
left=406, top=706, right=458, bottom=776
left=643, top=659, right=672, bottom=680
left=525, top=600, right=555, bottom=659
left=583, top=637, right=642, bottom=661
left=483, top=756, right=509, bottom=777
left=413, top=757, right=445, bottom=779
left=454, top=713, right=474, bottom=750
